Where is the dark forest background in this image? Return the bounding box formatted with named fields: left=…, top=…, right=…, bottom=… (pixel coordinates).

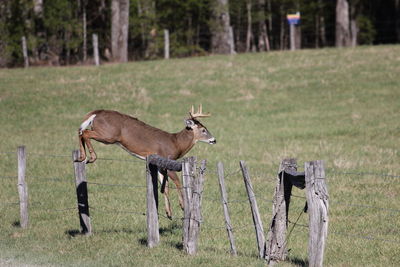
left=1, top=0, right=399, bottom=67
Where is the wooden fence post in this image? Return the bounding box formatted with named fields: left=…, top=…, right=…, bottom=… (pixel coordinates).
left=186, top=159, right=206, bottom=255
left=146, top=156, right=160, bottom=248
left=305, top=160, right=329, bottom=267
left=17, top=146, right=29, bottom=228
left=240, top=160, right=266, bottom=259
left=92, top=33, right=100, bottom=66
left=217, top=162, right=237, bottom=256
left=182, top=157, right=205, bottom=255
left=266, top=158, right=297, bottom=264
left=21, top=36, right=29, bottom=68
left=182, top=157, right=194, bottom=250
left=164, top=29, right=170, bottom=59
left=72, top=150, right=92, bottom=235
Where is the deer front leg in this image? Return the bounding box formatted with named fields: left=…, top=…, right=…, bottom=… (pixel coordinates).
left=159, top=170, right=172, bottom=219
left=168, top=170, right=184, bottom=210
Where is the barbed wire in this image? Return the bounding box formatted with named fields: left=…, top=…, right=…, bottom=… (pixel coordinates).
left=87, top=181, right=146, bottom=188
left=330, top=229, right=400, bottom=245
left=0, top=175, right=17, bottom=180
left=326, top=169, right=400, bottom=179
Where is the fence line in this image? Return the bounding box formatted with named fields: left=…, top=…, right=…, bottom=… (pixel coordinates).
left=2, top=147, right=400, bottom=255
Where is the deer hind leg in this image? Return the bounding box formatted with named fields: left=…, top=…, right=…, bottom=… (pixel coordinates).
left=168, top=170, right=184, bottom=210
left=159, top=170, right=172, bottom=219
left=80, top=130, right=100, bottom=163
left=78, top=133, right=87, bottom=162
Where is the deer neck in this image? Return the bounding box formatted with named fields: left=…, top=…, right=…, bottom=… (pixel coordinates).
left=174, top=128, right=196, bottom=158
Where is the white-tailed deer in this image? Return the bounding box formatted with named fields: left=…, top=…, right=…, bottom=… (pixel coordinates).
left=77, top=105, right=216, bottom=218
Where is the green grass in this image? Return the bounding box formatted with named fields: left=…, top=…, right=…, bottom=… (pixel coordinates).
left=1, top=45, right=400, bottom=266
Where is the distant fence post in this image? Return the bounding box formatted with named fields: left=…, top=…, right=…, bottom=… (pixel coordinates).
left=146, top=156, right=160, bottom=248
left=92, top=33, right=100, bottom=66
left=182, top=157, right=205, bottom=255
left=217, top=162, right=237, bottom=256
left=305, top=160, right=329, bottom=267
left=266, top=158, right=298, bottom=264
left=21, top=36, right=29, bottom=68
left=240, top=160, right=266, bottom=259
left=164, top=29, right=170, bottom=59
left=72, top=150, right=92, bottom=235
left=17, top=146, right=29, bottom=228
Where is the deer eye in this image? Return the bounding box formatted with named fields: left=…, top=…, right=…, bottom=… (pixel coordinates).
left=202, top=129, right=207, bottom=134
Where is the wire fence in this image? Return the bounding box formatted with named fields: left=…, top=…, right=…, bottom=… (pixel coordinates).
left=1, top=149, right=400, bottom=250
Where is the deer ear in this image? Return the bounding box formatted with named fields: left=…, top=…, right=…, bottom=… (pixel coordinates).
left=185, top=119, right=196, bottom=129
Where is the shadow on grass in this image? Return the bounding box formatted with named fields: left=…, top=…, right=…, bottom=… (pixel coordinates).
left=12, top=221, right=20, bottom=227
left=286, top=256, right=308, bottom=267
left=65, top=229, right=82, bottom=237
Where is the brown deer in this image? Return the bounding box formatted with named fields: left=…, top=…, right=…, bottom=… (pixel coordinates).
left=77, top=105, right=216, bottom=218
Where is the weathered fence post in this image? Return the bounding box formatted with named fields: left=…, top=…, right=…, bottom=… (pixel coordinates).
left=17, top=146, right=29, bottom=228
left=240, top=160, right=266, bottom=259
left=146, top=156, right=160, bottom=248
left=182, top=157, right=194, bottom=250
left=217, top=162, right=237, bottom=256
left=182, top=157, right=205, bottom=255
left=92, top=33, right=100, bottom=66
left=21, top=36, right=29, bottom=68
left=305, top=160, right=329, bottom=267
left=72, top=150, right=92, bottom=235
left=266, top=159, right=297, bottom=264
left=187, top=159, right=206, bottom=254
left=164, top=29, right=170, bottom=59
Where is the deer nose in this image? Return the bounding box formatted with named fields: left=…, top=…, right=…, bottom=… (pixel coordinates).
left=209, top=138, right=216, bottom=144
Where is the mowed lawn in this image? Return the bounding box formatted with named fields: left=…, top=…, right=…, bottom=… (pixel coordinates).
left=0, top=45, right=399, bottom=266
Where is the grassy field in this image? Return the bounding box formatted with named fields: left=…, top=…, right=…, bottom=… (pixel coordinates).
left=0, top=45, right=399, bottom=266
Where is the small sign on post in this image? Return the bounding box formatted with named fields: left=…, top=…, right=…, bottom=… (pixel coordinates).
left=287, top=12, right=300, bottom=51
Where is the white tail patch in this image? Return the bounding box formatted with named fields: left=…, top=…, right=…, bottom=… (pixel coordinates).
left=79, top=114, right=96, bottom=135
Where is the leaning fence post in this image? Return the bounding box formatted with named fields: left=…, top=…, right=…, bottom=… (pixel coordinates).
left=72, top=150, right=92, bottom=235
left=17, top=146, right=29, bottom=228
left=305, top=160, right=329, bottom=267
left=217, top=162, right=237, bottom=256
left=240, top=160, right=266, bottom=259
left=266, top=158, right=297, bottom=264
left=146, top=156, right=160, bottom=248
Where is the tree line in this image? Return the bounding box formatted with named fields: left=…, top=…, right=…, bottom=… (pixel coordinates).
left=0, top=0, right=399, bottom=67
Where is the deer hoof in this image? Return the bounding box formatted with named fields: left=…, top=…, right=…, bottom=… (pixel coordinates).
left=75, top=156, right=86, bottom=163
left=87, top=157, right=96, bottom=164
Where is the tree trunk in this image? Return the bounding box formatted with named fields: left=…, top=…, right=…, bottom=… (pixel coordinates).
left=279, top=5, right=285, bottom=50
left=211, top=0, right=233, bottom=54
left=315, top=0, right=325, bottom=48
left=82, top=0, right=87, bottom=62
left=335, top=0, right=351, bottom=47
left=349, top=3, right=358, bottom=47
left=256, top=0, right=270, bottom=51
left=138, top=0, right=157, bottom=59
left=245, top=1, right=253, bottom=52
left=33, top=0, right=43, bottom=16
left=396, top=0, right=400, bottom=42
left=111, top=0, right=130, bottom=62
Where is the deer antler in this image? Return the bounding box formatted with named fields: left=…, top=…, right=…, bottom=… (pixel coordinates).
left=189, top=104, right=211, bottom=119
